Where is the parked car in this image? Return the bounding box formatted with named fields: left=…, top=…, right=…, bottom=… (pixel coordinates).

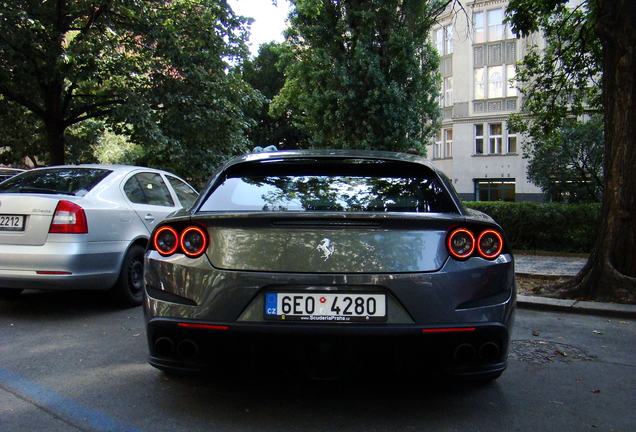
left=0, top=165, right=198, bottom=306
left=143, top=150, right=516, bottom=380
left=0, top=168, right=25, bottom=183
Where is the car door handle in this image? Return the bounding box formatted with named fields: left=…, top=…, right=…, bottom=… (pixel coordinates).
left=144, top=214, right=155, bottom=222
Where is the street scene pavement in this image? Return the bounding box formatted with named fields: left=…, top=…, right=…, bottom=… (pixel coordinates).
left=0, top=255, right=634, bottom=432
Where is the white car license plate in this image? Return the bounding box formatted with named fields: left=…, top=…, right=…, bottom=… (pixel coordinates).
left=0, top=215, right=24, bottom=231
left=265, top=293, right=387, bottom=322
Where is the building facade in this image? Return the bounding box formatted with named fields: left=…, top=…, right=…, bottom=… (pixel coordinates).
left=427, top=0, right=545, bottom=202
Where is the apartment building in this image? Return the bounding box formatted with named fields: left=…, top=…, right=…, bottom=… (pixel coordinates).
left=427, top=0, right=545, bottom=202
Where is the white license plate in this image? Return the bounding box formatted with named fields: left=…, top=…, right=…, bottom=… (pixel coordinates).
left=0, top=215, right=24, bottom=231
left=265, top=293, right=387, bottom=322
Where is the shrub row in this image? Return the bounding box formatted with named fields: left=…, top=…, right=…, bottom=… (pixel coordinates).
left=464, top=201, right=601, bottom=254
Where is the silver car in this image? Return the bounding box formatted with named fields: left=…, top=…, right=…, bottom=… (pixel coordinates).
left=0, top=168, right=25, bottom=183
left=0, top=165, right=198, bottom=306
left=144, top=150, right=516, bottom=380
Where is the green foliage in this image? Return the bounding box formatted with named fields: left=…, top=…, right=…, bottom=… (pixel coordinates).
left=0, top=0, right=261, bottom=178
left=243, top=42, right=309, bottom=150
left=466, top=201, right=600, bottom=253
left=506, top=0, right=603, bottom=201
left=270, top=0, right=448, bottom=154
left=525, top=115, right=604, bottom=202
left=506, top=1, right=602, bottom=141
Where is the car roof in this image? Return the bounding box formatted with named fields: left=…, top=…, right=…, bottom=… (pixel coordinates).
left=23, top=164, right=171, bottom=175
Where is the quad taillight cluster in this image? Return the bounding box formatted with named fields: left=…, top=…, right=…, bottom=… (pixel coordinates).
left=153, top=225, right=208, bottom=258
left=446, top=228, right=504, bottom=260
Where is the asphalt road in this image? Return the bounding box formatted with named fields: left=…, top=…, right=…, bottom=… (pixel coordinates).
left=1, top=290, right=635, bottom=432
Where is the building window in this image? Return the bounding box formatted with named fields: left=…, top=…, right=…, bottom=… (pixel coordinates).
left=434, top=28, right=443, bottom=54
left=434, top=25, right=453, bottom=56
left=507, top=64, right=517, bottom=97
left=444, top=129, right=453, bottom=158
left=444, top=77, right=453, bottom=107
left=445, top=25, right=454, bottom=54
left=487, top=9, right=503, bottom=41
left=475, top=179, right=516, bottom=202
left=489, top=123, right=503, bottom=154
left=474, top=65, right=516, bottom=100
left=475, top=124, right=484, bottom=154
left=432, top=132, right=442, bottom=159
left=473, top=122, right=517, bottom=156
left=507, top=130, right=518, bottom=153
left=474, top=8, right=511, bottom=43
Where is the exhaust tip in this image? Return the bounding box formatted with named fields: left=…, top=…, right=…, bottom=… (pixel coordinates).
left=479, top=342, right=501, bottom=363
left=154, top=337, right=174, bottom=357
left=177, top=339, right=200, bottom=361
left=454, top=343, right=477, bottom=365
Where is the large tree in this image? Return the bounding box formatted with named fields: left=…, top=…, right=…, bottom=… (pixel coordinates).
left=271, top=0, right=450, bottom=154
left=0, top=0, right=260, bottom=178
left=508, top=0, right=636, bottom=303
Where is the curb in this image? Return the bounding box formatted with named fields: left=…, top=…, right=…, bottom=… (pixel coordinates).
left=517, top=295, right=636, bottom=319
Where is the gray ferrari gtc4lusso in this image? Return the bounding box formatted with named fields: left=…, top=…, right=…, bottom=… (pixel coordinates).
left=143, top=150, right=516, bottom=380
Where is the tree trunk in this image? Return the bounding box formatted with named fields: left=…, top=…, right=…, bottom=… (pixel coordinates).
left=45, top=119, right=66, bottom=166
left=545, top=0, right=636, bottom=304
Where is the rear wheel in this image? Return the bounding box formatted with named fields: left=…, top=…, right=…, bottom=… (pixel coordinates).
left=111, top=244, right=145, bottom=307
left=0, top=288, right=23, bottom=299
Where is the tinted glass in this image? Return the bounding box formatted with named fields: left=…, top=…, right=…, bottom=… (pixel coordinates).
left=200, top=160, right=457, bottom=214
left=0, top=168, right=111, bottom=197
left=166, top=175, right=198, bottom=209
left=124, top=173, right=174, bottom=207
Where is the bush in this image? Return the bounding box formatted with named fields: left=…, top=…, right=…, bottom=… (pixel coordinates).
left=464, top=201, right=600, bottom=254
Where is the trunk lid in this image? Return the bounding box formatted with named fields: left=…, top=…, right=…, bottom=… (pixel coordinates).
left=203, top=214, right=457, bottom=273
left=0, top=195, right=63, bottom=246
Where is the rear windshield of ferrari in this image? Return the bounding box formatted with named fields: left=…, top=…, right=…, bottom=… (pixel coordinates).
left=0, top=168, right=112, bottom=197
left=200, top=161, right=458, bottom=213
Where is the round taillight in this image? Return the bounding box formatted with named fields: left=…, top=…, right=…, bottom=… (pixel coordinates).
left=180, top=226, right=208, bottom=257
left=447, top=228, right=476, bottom=259
left=478, top=230, right=504, bottom=259
left=154, top=226, right=179, bottom=256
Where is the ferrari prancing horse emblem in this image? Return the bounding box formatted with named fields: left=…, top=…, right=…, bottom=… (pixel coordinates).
left=317, top=238, right=336, bottom=261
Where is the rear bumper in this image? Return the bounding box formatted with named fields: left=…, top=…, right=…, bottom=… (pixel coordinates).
left=0, top=240, right=128, bottom=290
left=145, top=317, right=514, bottom=380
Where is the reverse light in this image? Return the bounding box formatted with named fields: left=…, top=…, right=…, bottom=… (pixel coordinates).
left=49, top=201, right=88, bottom=234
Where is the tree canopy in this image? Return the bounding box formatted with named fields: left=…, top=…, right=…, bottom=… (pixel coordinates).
left=270, top=0, right=450, bottom=154
left=506, top=0, right=604, bottom=201
left=0, top=0, right=261, bottom=179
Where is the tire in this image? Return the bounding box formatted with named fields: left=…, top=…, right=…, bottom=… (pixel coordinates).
left=111, top=244, right=145, bottom=307
left=0, top=288, right=23, bottom=299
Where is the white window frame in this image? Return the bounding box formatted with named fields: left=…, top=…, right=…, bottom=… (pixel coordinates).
left=489, top=123, right=503, bottom=154
left=475, top=124, right=484, bottom=155
left=444, top=77, right=453, bottom=107
left=444, top=129, right=453, bottom=158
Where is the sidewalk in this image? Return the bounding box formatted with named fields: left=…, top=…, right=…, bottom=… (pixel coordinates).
left=514, top=252, right=636, bottom=319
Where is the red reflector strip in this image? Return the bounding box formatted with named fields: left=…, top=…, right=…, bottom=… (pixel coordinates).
left=36, top=271, right=72, bottom=275
left=177, top=323, right=229, bottom=330
left=421, top=327, right=476, bottom=333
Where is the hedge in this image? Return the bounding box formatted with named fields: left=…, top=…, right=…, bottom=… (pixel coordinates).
left=464, top=201, right=601, bottom=254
